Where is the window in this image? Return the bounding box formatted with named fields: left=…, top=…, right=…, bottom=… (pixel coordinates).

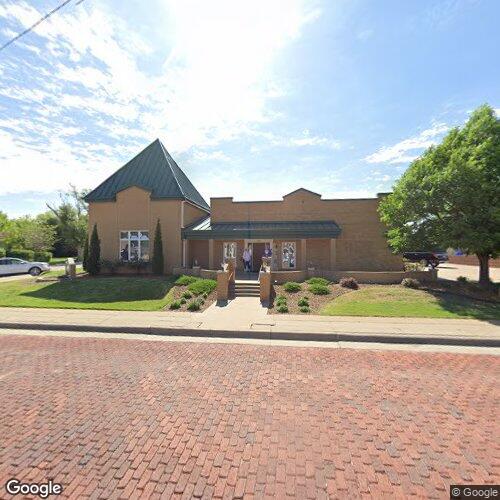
left=119, top=231, right=150, bottom=261
left=282, top=242, right=296, bottom=269
left=223, top=242, right=236, bottom=260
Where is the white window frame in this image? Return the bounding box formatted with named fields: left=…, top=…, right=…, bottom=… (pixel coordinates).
left=119, top=230, right=150, bottom=262
left=223, top=242, right=237, bottom=260
left=281, top=241, right=296, bottom=269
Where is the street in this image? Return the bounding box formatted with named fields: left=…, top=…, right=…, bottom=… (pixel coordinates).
left=0, top=332, right=498, bottom=498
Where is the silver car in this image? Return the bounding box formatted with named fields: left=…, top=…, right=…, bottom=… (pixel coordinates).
left=0, top=258, right=50, bottom=276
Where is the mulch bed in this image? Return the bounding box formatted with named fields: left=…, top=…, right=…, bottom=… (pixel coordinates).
left=269, top=283, right=357, bottom=314
left=420, top=280, right=499, bottom=303
left=165, top=284, right=216, bottom=313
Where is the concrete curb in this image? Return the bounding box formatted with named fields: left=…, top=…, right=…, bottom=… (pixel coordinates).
left=0, top=322, right=499, bottom=347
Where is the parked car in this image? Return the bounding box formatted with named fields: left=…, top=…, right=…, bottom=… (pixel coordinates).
left=0, top=258, right=50, bottom=276
left=402, top=252, right=440, bottom=268
left=434, top=251, right=449, bottom=262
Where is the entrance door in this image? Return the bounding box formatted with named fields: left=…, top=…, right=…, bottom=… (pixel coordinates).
left=251, top=243, right=265, bottom=272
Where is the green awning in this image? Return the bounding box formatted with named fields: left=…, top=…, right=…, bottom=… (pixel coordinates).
left=182, top=217, right=341, bottom=240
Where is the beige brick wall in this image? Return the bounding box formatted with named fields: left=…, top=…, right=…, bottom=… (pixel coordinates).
left=210, top=189, right=402, bottom=271
left=88, top=187, right=209, bottom=274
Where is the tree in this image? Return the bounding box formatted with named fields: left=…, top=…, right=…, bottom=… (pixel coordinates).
left=46, top=185, right=90, bottom=257
left=82, top=234, right=89, bottom=272
left=379, top=104, right=500, bottom=286
left=87, top=224, right=101, bottom=276
left=2, top=216, right=56, bottom=252
left=152, top=219, right=164, bottom=274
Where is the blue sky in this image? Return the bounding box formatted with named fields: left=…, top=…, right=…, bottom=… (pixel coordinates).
left=0, top=0, right=498, bottom=216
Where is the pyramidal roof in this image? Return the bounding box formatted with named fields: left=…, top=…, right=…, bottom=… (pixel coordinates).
left=84, top=139, right=210, bottom=211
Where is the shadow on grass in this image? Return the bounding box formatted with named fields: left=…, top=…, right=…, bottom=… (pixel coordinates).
left=421, top=287, right=500, bottom=322
left=22, top=277, right=175, bottom=304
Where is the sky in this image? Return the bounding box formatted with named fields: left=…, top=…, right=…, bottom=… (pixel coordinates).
left=0, top=0, right=499, bottom=217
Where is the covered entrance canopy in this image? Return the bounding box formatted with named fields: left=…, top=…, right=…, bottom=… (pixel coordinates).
left=182, top=217, right=341, bottom=240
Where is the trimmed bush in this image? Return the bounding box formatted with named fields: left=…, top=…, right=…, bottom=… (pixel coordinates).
left=175, top=275, right=199, bottom=286
left=182, top=291, right=193, bottom=299
left=169, top=301, right=181, bottom=310
left=457, top=276, right=468, bottom=283
left=339, top=277, right=359, bottom=289
left=275, top=296, right=287, bottom=306
left=7, top=248, right=35, bottom=261
left=152, top=219, right=164, bottom=275
left=298, top=297, right=309, bottom=307
left=401, top=278, right=420, bottom=289
left=82, top=235, right=89, bottom=271
left=34, top=251, right=52, bottom=263
left=299, top=306, right=310, bottom=313
left=87, top=224, right=101, bottom=275
left=308, top=284, right=330, bottom=295
left=283, top=281, right=302, bottom=293
left=306, top=277, right=329, bottom=286
left=180, top=298, right=187, bottom=305
left=0, top=247, right=5, bottom=258
left=276, top=304, right=289, bottom=313
left=187, top=299, right=202, bottom=311
left=187, top=279, right=217, bottom=296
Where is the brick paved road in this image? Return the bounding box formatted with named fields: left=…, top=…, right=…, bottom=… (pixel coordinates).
left=0, top=334, right=498, bottom=499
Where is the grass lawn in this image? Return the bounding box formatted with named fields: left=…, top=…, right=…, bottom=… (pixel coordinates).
left=0, top=276, right=176, bottom=311
left=320, top=286, right=500, bottom=320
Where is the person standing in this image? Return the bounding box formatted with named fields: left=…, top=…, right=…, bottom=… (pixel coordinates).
left=243, top=246, right=252, bottom=272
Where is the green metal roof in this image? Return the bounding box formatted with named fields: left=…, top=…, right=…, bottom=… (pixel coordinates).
left=182, top=217, right=341, bottom=240
left=84, top=139, right=210, bottom=211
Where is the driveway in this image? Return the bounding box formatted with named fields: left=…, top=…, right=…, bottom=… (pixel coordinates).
left=438, top=263, right=500, bottom=282
left=0, top=333, right=497, bottom=498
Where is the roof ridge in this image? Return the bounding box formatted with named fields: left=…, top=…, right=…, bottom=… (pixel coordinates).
left=157, top=139, right=186, bottom=199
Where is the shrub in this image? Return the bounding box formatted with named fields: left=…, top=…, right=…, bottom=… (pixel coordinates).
left=101, top=259, right=119, bottom=274
left=7, top=248, right=35, bottom=261
left=187, top=279, right=217, bottom=296
left=152, top=219, right=164, bottom=275
left=306, top=277, right=329, bottom=286
left=82, top=235, right=89, bottom=272
left=0, top=247, right=6, bottom=258
left=283, top=281, right=302, bottom=293
left=34, top=251, right=52, bottom=263
left=175, top=275, right=199, bottom=286
left=339, top=277, right=359, bottom=289
left=299, top=306, right=310, bottom=313
left=276, top=304, right=289, bottom=313
left=87, top=224, right=101, bottom=275
left=308, top=284, right=330, bottom=295
left=182, top=291, right=193, bottom=299
left=457, top=276, right=468, bottom=283
left=180, top=298, right=187, bottom=305
left=401, top=278, right=420, bottom=289
left=298, top=297, right=309, bottom=307
left=169, top=301, right=181, bottom=310
left=275, top=296, right=287, bottom=306
left=187, top=299, right=202, bottom=311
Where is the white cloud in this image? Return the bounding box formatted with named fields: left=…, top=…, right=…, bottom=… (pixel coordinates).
left=0, top=0, right=322, bottom=195
left=364, top=122, right=449, bottom=164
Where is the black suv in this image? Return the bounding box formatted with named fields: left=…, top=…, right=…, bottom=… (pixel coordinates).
left=402, top=252, right=440, bottom=268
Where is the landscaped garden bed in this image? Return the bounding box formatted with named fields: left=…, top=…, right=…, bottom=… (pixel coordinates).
left=269, top=277, right=500, bottom=320
left=167, top=275, right=217, bottom=313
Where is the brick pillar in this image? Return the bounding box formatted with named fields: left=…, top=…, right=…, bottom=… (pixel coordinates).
left=330, top=239, right=336, bottom=270
left=301, top=239, right=307, bottom=270
left=216, top=270, right=229, bottom=303
left=259, top=271, right=272, bottom=305
left=208, top=239, right=214, bottom=270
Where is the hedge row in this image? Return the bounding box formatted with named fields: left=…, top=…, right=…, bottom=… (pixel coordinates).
left=5, top=249, right=53, bottom=262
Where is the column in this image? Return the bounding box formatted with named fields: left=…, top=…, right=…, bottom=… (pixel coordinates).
left=330, top=238, right=336, bottom=270
left=182, top=240, right=187, bottom=268
left=301, top=239, right=307, bottom=270
left=208, top=239, right=214, bottom=270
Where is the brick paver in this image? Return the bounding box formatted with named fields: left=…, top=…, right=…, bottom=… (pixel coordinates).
left=0, top=334, right=498, bottom=499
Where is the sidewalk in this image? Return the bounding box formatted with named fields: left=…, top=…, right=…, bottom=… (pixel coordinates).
left=1, top=301, right=499, bottom=347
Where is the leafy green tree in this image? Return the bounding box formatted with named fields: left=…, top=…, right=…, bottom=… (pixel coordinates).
left=87, top=224, right=101, bottom=276
left=46, top=185, right=90, bottom=257
left=379, top=104, right=500, bottom=286
left=2, top=216, right=56, bottom=252
left=152, top=219, right=164, bottom=274
left=82, top=234, right=89, bottom=272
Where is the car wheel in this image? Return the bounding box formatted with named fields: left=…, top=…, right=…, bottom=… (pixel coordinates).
left=29, top=267, right=42, bottom=276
